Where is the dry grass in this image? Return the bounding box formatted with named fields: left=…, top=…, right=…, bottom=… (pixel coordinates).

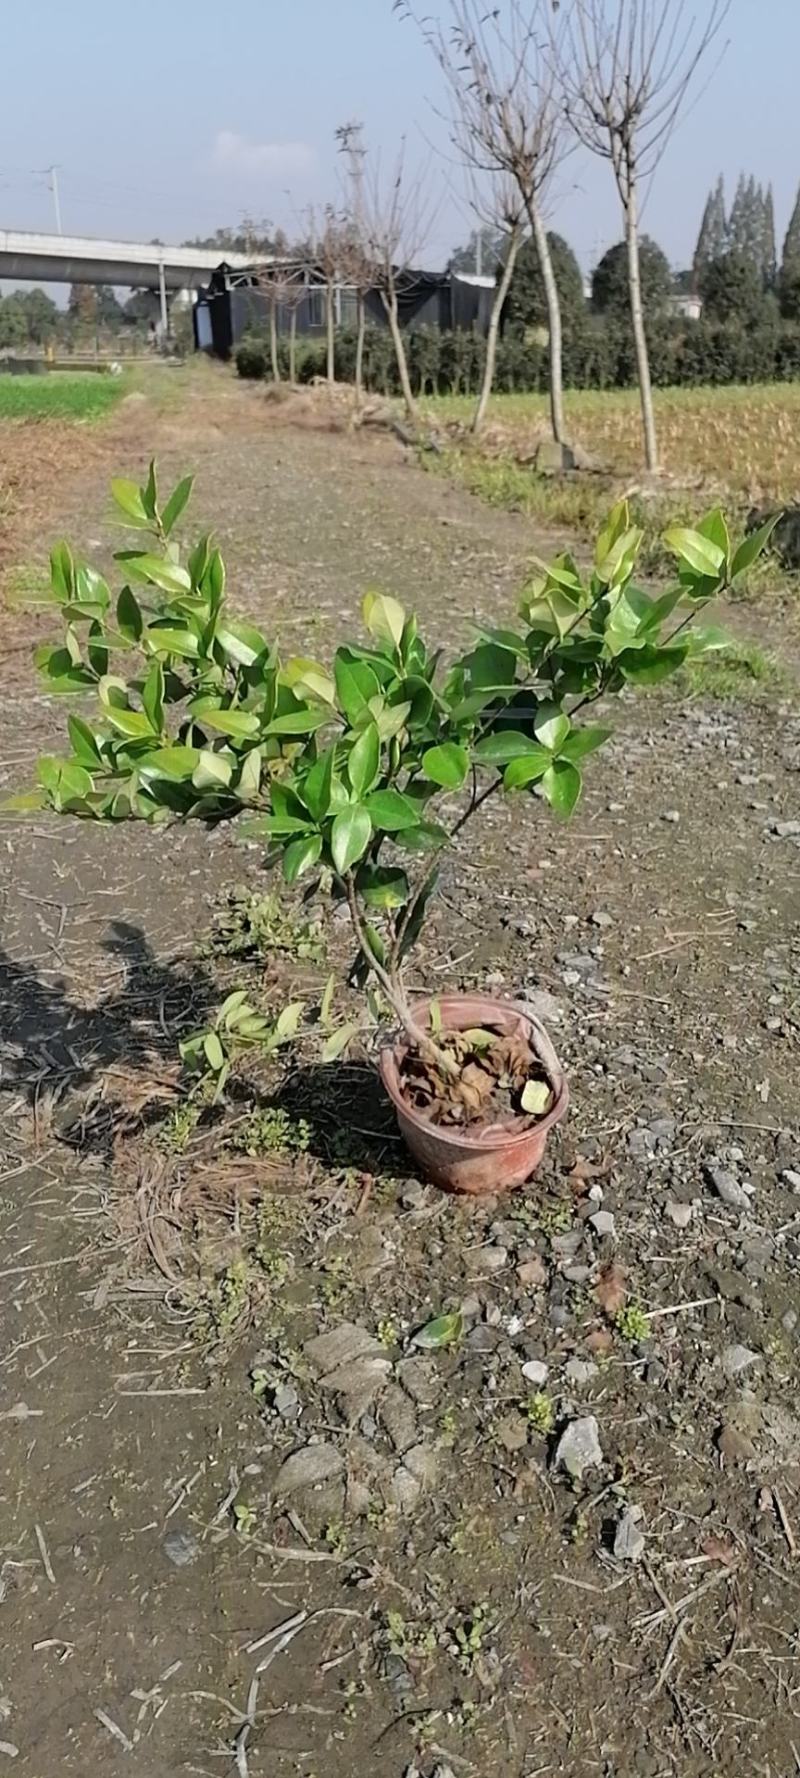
left=428, top=384, right=800, bottom=506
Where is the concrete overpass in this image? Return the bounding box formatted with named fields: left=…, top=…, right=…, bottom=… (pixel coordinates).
left=0, top=230, right=257, bottom=333
left=0, top=229, right=254, bottom=289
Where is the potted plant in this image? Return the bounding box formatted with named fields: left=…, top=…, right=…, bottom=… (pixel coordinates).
left=13, top=465, right=775, bottom=1192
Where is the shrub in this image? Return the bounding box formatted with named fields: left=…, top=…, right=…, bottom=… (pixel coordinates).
left=236, top=340, right=267, bottom=380
left=10, top=465, right=778, bottom=1101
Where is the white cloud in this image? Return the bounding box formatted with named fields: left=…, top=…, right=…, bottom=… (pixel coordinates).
left=211, top=131, right=314, bottom=180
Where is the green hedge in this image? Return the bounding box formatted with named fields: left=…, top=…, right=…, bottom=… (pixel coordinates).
left=236, top=318, right=800, bottom=394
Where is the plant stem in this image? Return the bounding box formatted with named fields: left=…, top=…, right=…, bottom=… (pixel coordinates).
left=342, top=873, right=454, bottom=1073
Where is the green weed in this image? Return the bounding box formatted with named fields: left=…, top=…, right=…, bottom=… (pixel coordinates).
left=616, top=1302, right=650, bottom=1344
left=232, top=1105, right=311, bottom=1157
left=526, top=1392, right=555, bottom=1435
left=0, top=372, right=125, bottom=421
left=156, top=1101, right=201, bottom=1154
left=681, top=639, right=789, bottom=701
left=384, top=1609, right=437, bottom=1661
left=207, top=887, right=325, bottom=964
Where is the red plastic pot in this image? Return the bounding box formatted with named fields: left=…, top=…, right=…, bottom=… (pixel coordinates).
left=379, top=992, right=568, bottom=1195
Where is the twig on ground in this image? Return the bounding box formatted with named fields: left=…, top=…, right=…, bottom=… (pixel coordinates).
left=34, top=1523, right=56, bottom=1585
left=773, top=1487, right=797, bottom=1557
left=94, top=1709, right=134, bottom=1753
left=646, top=1616, right=689, bottom=1700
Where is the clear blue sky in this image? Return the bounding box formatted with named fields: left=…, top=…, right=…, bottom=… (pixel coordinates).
left=2, top=0, right=799, bottom=275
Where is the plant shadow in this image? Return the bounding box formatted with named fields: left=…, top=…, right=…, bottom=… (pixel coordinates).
left=274, top=1060, right=417, bottom=1181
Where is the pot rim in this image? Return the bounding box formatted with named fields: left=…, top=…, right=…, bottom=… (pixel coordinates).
left=378, top=991, right=569, bottom=1153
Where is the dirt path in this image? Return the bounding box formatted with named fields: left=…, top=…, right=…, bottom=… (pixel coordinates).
left=1, top=375, right=799, bottom=1777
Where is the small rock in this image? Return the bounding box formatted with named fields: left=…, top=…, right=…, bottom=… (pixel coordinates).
left=662, top=809, right=680, bottom=824
left=721, top=1343, right=760, bottom=1380
left=565, top=1358, right=599, bottom=1387
left=404, top=1443, right=438, bottom=1489
left=782, top=1308, right=798, bottom=1333
left=273, top=1383, right=300, bottom=1419
left=163, top=1529, right=199, bottom=1568
left=389, top=1467, right=422, bottom=1515
left=614, top=1505, right=646, bottom=1563
left=665, top=1199, right=693, bottom=1230
left=380, top=1385, right=418, bottom=1454
left=590, top=910, right=613, bottom=928
left=553, top=1415, right=604, bottom=1481
left=497, top=1411, right=529, bottom=1453
left=706, top=1166, right=752, bottom=1211
left=551, top=1229, right=583, bottom=1263
left=517, top=1255, right=547, bottom=1288
left=781, top=1169, right=800, bottom=1194
left=589, top=1210, right=615, bottom=1238
left=549, top=1304, right=571, bottom=1330
left=467, top=1244, right=508, bottom=1276
left=521, top=1359, right=549, bottom=1387
left=401, top=1181, right=428, bottom=1210
left=716, top=1423, right=757, bottom=1465
left=772, top=819, right=800, bottom=838
left=523, top=988, right=563, bottom=1026
left=276, top=1442, right=344, bottom=1494
left=628, top=1127, right=656, bottom=1162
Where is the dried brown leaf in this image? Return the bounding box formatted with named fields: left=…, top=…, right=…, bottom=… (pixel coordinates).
left=595, top=1260, right=627, bottom=1318
left=700, top=1534, right=738, bottom=1569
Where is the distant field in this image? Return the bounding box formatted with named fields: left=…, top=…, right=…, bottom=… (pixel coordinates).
left=0, top=372, right=125, bottom=422
left=428, top=383, right=800, bottom=504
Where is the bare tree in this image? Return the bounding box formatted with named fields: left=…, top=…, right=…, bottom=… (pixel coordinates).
left=336, top=120, right=374, bottom=408
left=466, top=175, right=525, bottom=435
left=253, top=260, right=300, bottom=382
left=403, top=0, right=571, bottom=448
left=306, top=206, right=345, bottom=388
left=557, top=0, right=729, bottom=471
left=360, top=143, right=433, bottom=424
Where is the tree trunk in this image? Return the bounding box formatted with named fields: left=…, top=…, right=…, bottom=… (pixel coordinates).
left=625, top=175, right=659, bottom=472
left=326, top=282, right=335, bottom=386
left=382, top=284, right=418, bottom=422
left=289, top=308, right=297, bottom=384
left=355, top=291, right=365, bottom=407
left=269, top=302, right=280, bottom=382
left=527, top=197, right=565, bottom=445
left=472, top=223, right=520, bottom=436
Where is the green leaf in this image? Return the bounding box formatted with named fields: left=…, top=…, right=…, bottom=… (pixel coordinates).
left=144, top=623, right=199, bottom=658
left=348, top=723, right=380, bottom=798
left=216, top=616, right=269, bottom=667
left=67, top=714, right=102, bottom=767
left=362, top=589, right=405, bottom=649
left=302, top=748, right=336, bottom=822
left=559, top=725, right=611, bottom=762
left=204, top=1031, right=226, bottom=1072
left=161, top=474, right=194, bottom=536
left=472, top=730, right=542, bottom=766
left=334, top=653, right=381, bottom=725
left=275, top=1001, right=304, bottom=1040
left=254, top=811, right=311, bottom=835
left=465, top=640, right=518, bottom=689
left=534, top=704, right=571, bottom=752
left=422, top=742, right=469, bottom=789
left=594, top=498, right=629, bottom=575
left=503, top=748, right=550, bottom=790
left=394, top=820, right=449, bottom=854
left=237, top=748, right=262, bottom=800
left=200, top=706, right=260, bottom=740
left=357, top=864, right=409, bottom=909
left=283, top=833, right=323, bottom=882
left=541, top=759, right=581, bottom=818
left=697, top=507, right=730, bottom=566
left=139, top=745, right=200, bottom=780
left=219, top=988, right=250, bottom=1024
left=105, top=706, right=155, bottom=740
left=265, top=708, right=331, bottom=736
left=521, top=1079, right=553, bottom=1115
left=686, top=624, right=729, bottom=655
left=141, top=460, right=158, bottom=522
left=594, top=526, right=643, bottom=588
left=618, top=644, right=688, bottom=685
left=320, top=972, right=336, bottom=1027
left=635, top=586, right=684, bottom=635
left=50, top=541, right=75, bottom=602
left=111, top=478, right=150, bottom=528
left=411, top=1310, right=463, bottom=1351
left=192, top=750, right=234, bottom=789
left=662, top=526, right=725, bottom=579
left=377, top=698, right=412, bottom=740
left=121, top=553, right=192, bottom=595
left=282, top=656, right=337, bottom=705
left=321, top=1023, right=358, bottom=1062
left=142, top=660, right=164, bottom=734
left=730, top=514, right=781, bottom=580
left=331, top=803, right=372, bottom=874
left=365, top=788, right=421, bottom=832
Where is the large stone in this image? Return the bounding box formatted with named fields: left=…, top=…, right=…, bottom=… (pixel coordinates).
left=553, top=1416, right=604, bottom=1481
left=721, top=1343, right=761, bottom=1380
left=276, top=1442, right=344, bottom=1494
left=614, top=1505, right=646, bottom=1563
left=396, top=1357, right=442, bottom=1406
left=304, top=1322, right=383, bottom=1377
left=535, top=439, right=577, bottom=476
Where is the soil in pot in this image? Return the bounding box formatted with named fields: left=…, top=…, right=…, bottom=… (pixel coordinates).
left=398, top=1022, right=554, bottom=1133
